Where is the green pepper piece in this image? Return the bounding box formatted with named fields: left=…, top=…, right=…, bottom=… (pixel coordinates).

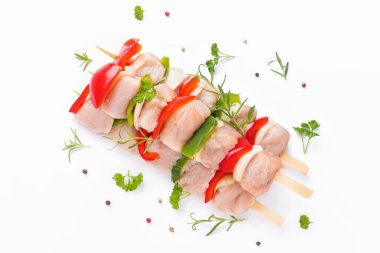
left=182, top=116, right=219, bottom=158
left=171, top=155, right=190, bottom=183
left=126, top=100, right=137, bottom=127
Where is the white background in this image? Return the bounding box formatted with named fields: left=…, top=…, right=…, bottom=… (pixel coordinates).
left=1, top=0, right=380, bottom=252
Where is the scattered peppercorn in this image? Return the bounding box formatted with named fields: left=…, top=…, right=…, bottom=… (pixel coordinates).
left=165, top=11, right=170, bottom=17
left=255, top=73, right=260, bottom=78
left=256, top=241, right=261, bottom=246
left=169, top=227, right=174, bottom=232
left=146, top=218, right=151, bottom=223
left=243, top=39, right=248, bottom=44
left=158, top=198, right=162, bottom=204
left=105, top=200, right=111, bottom=206
left=302, top=83, right=306, bottom=88
left=181, top=47, right=185, bottom=53
left=82, top=169, right=88, bottom=175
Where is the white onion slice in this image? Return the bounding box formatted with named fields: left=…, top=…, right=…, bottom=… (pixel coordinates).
left=215, top=174, right=235, bottom=191
left=233, top=145, right=263, bottom=182
left=254, top=120, right=272, bottom=144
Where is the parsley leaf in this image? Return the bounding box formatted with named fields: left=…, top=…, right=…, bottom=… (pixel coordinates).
left=299, top=214, right=312, bottom=229
left=169, top=183, right=190, bottom=210
left=113, top=170, right=143, bottom=192
left=134, top=5, right=144, bottom=21
left=293, top=120, right=320, bottom=154
left=133, top=74, right=156, bottom=103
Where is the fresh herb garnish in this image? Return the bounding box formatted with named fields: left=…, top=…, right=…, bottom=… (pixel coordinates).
left=299, top=214, right=312, bottom=229
left=62, top=128, right=90, bottom=162
left=105, top=128, right=154, bottom=153
left=74, top=52, right=92, bottom=72
left=113, top=170, right=143, bottom=192
left=134, top=5, right=144, bottom=21
left=134, top=75, right=156, bottom=103
left=112, top=119, right=128, bottom=128
left=188, top=212, right=245, bottom=236
left=268, top=52, right=289, bottom=80
left=169, top=183, right=190, bottom=210
left=293, top=120, right=320, bottom=154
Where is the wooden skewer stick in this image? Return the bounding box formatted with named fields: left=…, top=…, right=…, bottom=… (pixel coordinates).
left=280, top=151, right=309, bottom=175
left=96, top=46, right=118, bottom=59
left=274, top=171, right=313, bottom=198
left=251, top=201, right=284, bottom=226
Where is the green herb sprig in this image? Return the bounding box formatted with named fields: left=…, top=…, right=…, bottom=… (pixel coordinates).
left=62, top=128, right=90, bottom=162
left=134, top=75, right=156, bottom=103
left=104, top=127, right=154, bottom=153
left=299, top=214, right=312, bottom=229
left=74, top=52, right=93, bottom=72
left=268, top=52, right=289, bottom=80
left=134, top=5, right=144, bottom=21
left=188, top=212, right=245, bottom=236
left=169, top=183, right=190, bottom=210
left=293, top=120, right=320, bottom=154
left=113, top=170, right=143, bottom=192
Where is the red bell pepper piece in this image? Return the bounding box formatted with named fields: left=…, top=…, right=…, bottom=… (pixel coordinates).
left=204, top=170, right=230, bottom=203
left=137, top=128, right=159, bottom=161
left=246, top=117, right=269, bottom=144
left=69, top=84, right=90, bottom=113
left=113, top=38, right=142, bottom=67
left=89, top=63, right=122, bottom=108
left=178, top=76, right=200, bottom=96
left=151, top=96, right=196, bottom=139
left=219, top=138, right=253, bottom=173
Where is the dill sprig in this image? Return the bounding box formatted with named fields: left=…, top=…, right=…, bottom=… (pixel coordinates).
left=74, top=52, right=93, bottom=72
left=268, top=52, right=289, bottom=80
left=62, top=128, right=90, bottom=163
left=188, top=212, right=245, bottom=236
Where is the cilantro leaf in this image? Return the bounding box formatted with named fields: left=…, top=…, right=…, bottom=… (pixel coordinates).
left=134, top=5, right=144, bottom=21
left=113, top=171, right=143, bottom=192
left=299, top=214, right=312, bottom=229
left=133, top=74, right=156, bottom=103
left=169, top=183, right=190, bottom=210
left=293, top=120, right=320, bottom=154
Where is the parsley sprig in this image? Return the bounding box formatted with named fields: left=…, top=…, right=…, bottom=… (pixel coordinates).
left=268, top=52, right=289, bottom=80
left=62, top=128, right=90, bottom=163
left=293, top=120, right=320, bottom=154
left=134, top=75, right=156, bottom=103
left=188, top=212, right=245, bottom=236
left=169, top=183, right=190, bottom=210
left=299, top=214, right=312, bottom=229
left=74, top=52, right=93, bottom=72
left=113, top=170, right=143, bottom=192
left=134, top=5, right=144, bottom=21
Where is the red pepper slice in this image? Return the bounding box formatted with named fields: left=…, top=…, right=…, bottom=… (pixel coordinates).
left=246, top=117, right=269, bottom=144
left=219, top=138, right=253, bottom=173
left=137, top=128, right=159, bottom=161
left=113, top=38, right=142, bottom=67
left=151, top=96, right=196, bottom=139
left=69, top=84, right=90, bottom=113
left=178, top=76, right=200, bottom=96
left=204, top=170, right=230, bottom=203
left=89, top=63, right=122, bottom=108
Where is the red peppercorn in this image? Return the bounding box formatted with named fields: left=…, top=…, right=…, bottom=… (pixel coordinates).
left=146, top=218, right=151, bottom=223
left=302, top=83, right=306, bottom=88
left=165, top=11, right=170, bottom=17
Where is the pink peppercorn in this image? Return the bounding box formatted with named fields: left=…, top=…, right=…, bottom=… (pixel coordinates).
left=302, top=83, right=306, bottom=88
left=165, top=11, right=170, bottom=17
left=146, top=218, right=151, bottom=223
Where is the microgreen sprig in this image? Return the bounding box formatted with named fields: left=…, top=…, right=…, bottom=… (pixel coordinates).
left=188, top=212, right=245, bottom=236
left=299, top=214, right=313, bottom=229
left=134, top=5, right=144, bottom=21
left=74, top=52, right=93, bottom=72
left=293, top=120, right=320, bottom=154
left=268, top=52, right=289, bottom=80
left=169, top=183, right=190, bottom=210
left=62, top=128, right=90, bottom=162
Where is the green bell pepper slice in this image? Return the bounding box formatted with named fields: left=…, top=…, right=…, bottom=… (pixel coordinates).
left=171, top=155, right=190, bottom=183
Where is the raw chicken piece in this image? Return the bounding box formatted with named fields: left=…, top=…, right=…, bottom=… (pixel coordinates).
left=162, top=67, right=185, bottom=90
left=179, top=160, right=216, bottom=195
left=197, top=81, right=219, bottom=110
left=106, top=123, right=138, bottom=154
left=194, top=125, right=241, bottom=170
left=149, top=139, right=182, bottom=172
left=102, top=75, right=141, bottom=119
left=76, top=99, right=114, bottom=134
left=213, top=180, right=256, bottom=215
left=256, top=120, right=290, bottom=156
left=130, top=53, right=165, bottom=84
left=138, top=84, right=177, bottom=132
left=236, top=105, right=257, bottom=124
left=240, top=151, right=283, bottom=196
left=160, top=100, right=211, bottom=152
